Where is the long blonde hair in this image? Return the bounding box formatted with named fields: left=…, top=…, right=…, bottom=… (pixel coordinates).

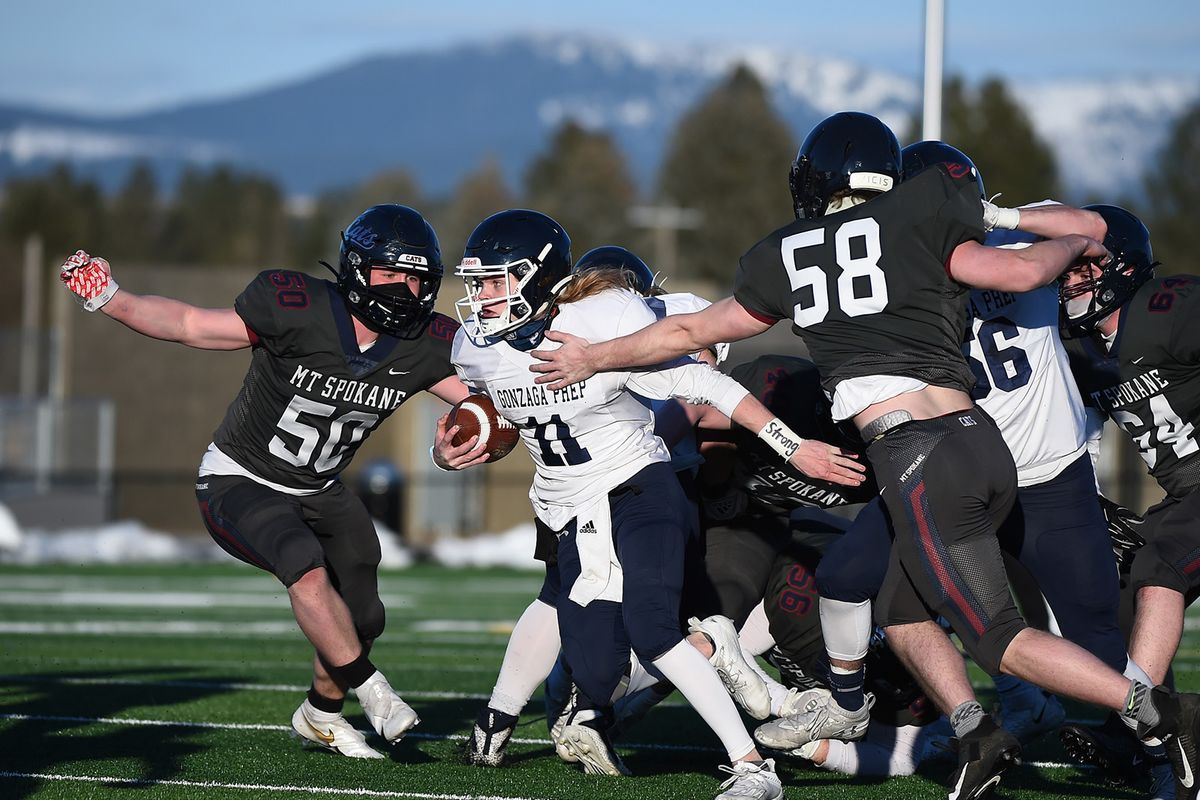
left=554, top=269, right=640, bottom=305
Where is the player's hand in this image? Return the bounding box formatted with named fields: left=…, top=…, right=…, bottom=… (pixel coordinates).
left=788, top=440, right=867, bottom=487
left=432, top=413, right=490, bottom=470
left=60, top=249, right=119, bottom=312
left=1078, top=236, right=1113, bottom=267
left=530, top=330, right=595, bottom=389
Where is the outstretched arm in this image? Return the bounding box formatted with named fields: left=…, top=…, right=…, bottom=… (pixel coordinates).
left=61, top=250, right=250, bottom=350
left=1015, top=204, right=1106, bottom=241
left=947, top=235, right=1111, bottom=293
left=529, top=296, right=772, bottom=390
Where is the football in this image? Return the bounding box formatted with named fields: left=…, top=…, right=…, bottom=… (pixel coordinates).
left=448, top=394, right=520, bottom=461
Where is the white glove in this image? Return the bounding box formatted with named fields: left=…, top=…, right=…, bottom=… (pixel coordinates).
left=982, top=197, right=1020, bottom=232
left=60, top=250, right=119, bottom=312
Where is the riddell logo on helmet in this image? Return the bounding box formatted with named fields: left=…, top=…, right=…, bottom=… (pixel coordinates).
left=346, top=222, right=378, bottom=250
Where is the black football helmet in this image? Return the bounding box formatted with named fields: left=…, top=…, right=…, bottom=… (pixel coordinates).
left=901, top=140, right=986, bottom=199
left=325, top=204, right=443, bottom=339
left=455, top=209, right=573, bottom=348
left=789, top=112, right=902, bottom=219
left=573, top=245, right=657, bottom=296
left=1059, top=204, right=1158, bottom=336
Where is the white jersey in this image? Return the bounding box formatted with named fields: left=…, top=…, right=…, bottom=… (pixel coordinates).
left=452, top=288, right=749, bottom=530
left=967, top=227, right=1088, bottom=486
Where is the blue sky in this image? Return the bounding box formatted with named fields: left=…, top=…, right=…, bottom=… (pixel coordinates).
left=3, top=0, right=1197, bottom=115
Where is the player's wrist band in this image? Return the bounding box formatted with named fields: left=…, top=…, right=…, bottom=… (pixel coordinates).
left=982, top=199, right=1020, bottom=232
left=428, top=445, right=452, bottom=472
left=758, top=417, right=804, bottom=461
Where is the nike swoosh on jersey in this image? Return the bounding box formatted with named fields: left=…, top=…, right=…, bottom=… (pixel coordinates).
left=389, top=368, right=410, bottom=375
left=1132, top=357, right=1145, bottom=364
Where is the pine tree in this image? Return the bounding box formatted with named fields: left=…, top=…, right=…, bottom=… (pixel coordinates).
left=1142, top=102, right=1200, bottom=275
left=524, top=120, right=638, bottom=256
left=658, top=64, right=795, bottom=283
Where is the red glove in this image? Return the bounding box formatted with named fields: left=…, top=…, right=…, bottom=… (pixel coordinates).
left=60, top=250, right=119, bottom=312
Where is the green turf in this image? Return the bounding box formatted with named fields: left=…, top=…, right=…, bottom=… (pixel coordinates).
left=0, top=563, right=1171, bottom=799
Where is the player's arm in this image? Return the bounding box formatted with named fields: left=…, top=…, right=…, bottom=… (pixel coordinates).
left=427, top=375, right=490, bottom=471
left=627, top=360, right=865, bottom=487
left=530, top=296, right=770, bottom=390
left=60, top=250, right=250, bottom=350
left=1012, top=203, right=1106, bottom=241
left=947, top=235, right=1111, bottom=293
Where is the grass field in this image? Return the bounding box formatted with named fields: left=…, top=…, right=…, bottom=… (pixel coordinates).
left=0, top=563, right=1180, bottom=800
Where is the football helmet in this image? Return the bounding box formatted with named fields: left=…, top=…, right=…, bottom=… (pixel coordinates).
left=789, top=112, right=901, bottom=219
left=573, top=245, right=657, bottom=296
left=325, top=204, right=443, bottom=339
left=901, top=140, right=986, bottom=199
left=456, top=209, right=573, bottom=348
left=1059, top=204, right=1157, bottom=336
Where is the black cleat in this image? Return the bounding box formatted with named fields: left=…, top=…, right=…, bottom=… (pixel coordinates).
left=1143, top=688, right=1200, bottom=800
left=1060, top=713, right=1149, bottom=786
left=465, top=707, right=519, bottom=767
left=946, top=717, right=1022, bottom=800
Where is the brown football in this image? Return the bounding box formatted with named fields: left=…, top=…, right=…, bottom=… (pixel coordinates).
left=448, top=394, right=520, bottom=461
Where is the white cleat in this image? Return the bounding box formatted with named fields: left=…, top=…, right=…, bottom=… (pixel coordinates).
left=715, top=758, right=784, bottom=800
left=778, top=686, right=829, bottom=719
left=558, top=709, right=631, bottom=776
left=688, top=615, right=771, bottom=720
left=754, top=689, right=874, bottom=753
left=290, top=699, right=384, bottom=759
left=550, top=685, right=581, bottom=764
left=354, top=671, right=420, bottom=743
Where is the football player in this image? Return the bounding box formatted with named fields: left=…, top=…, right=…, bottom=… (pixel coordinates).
left=528, top=111, right=1200, bottom=800
left=459, top=244, right=753, bottom=770
left=450, top=209, right=865, bottom=799
left=60, top=205, right=474, bottom=760
left=1061, top=205, right=1200, bottom=799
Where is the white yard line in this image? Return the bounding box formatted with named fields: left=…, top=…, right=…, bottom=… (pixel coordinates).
left=0, top=711, right=1094, bottom=768
left=0, top=620, right=515, bottom=640
left=0, top=654, right=498, bottom=672
left=0, top=771, right=541, bottom=800
left=0, top=676, right=490, bottom=699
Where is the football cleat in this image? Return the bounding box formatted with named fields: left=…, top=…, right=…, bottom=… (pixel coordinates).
left=290, top=699, right=384, bottom=759
left=998, top=688, right=1066, bottom=744
left=354, top=671, right=420, bottom=743
left=715, top=758, right=784, bottom=800
left=946, top=717, right=1021, bottom=800
left=1142, top=688, right=1200, bottom=800
left=465, top=706, right=519, bottom=767
left=753, top=688, right=873, bottom=753
left=688, top=615, right=771, bottom=720
left=558, top=708, right=631, bottom=776
left=1060, top=713, right=1150, bottom=785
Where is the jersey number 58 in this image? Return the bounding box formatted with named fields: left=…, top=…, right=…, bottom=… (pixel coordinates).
left=782, top=217, right=888, bottom=327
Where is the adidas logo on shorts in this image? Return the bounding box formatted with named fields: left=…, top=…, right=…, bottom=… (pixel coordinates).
left=578, top=521, right=597, bottom=535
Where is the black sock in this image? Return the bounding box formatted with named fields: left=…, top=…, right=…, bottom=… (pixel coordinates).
left=829, top=665, right=865, bottom=712
left=334, top=652, right=377, bottom=689
left=307, top=685, right=345, bottom=714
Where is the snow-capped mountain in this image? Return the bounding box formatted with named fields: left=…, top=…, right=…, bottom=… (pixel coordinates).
left=0, top=34, right=1194, bottom=201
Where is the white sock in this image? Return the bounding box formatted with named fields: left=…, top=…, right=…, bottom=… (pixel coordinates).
left=820, top=724, right=921, bottom=777
left=488, top=599, right=560, bottom=716
left=653, top=640, right=754, bottom=761
left=738, top=602, right=775, bottom=655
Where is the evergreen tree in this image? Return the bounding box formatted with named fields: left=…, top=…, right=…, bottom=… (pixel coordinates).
left=906, top=76, right=1061, bottom=203
left=437, top=158, right=517, bottom=263
left=1142, top=101, right=1200, bottom=275
left=524, top=120, right=637, bottom=255
left=0, top=163, right=108, bottom=260
left=658, top=64, right=795, bottom=283
left=108, top=161, right=161, bottom=263
left=159, top=165, right=287, bottom=266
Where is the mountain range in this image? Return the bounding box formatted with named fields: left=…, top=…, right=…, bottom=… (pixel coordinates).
left=0, top=34, right=1195, bottom=202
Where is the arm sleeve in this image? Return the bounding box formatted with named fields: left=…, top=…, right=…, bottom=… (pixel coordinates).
left=733, top=239, right=789, bottom=324
left=233, top=271, right=287, bottom=353
left=931, top=167, right=988, bottom=260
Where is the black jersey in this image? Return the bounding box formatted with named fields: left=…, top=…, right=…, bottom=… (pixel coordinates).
left=1066, top=275, right=1200, bottom=499
left=728, top=355, right=877, bottom=511
left=211, top=270, right=457, bottom=490
left=734, top=166, right=986, bottom=403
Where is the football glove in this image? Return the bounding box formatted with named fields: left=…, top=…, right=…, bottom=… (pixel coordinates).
left=1098, top=494, right=1146, bottom=572
left=60, top=250, right=119, bottom=312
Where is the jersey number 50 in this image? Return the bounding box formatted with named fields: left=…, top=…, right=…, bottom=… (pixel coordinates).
left=782, top=217, right=887, bottom=327
left=269, top=396, right=380, bottom=473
